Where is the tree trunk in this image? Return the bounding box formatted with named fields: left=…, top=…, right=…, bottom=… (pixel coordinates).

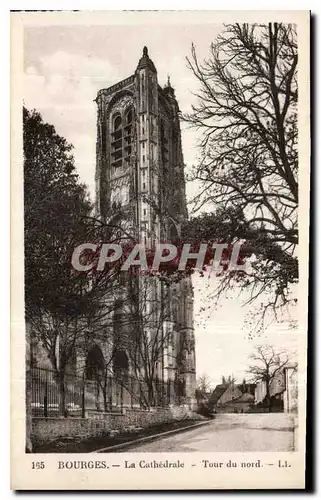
left=95, top=379, right=101, bottom=411
left=147, top=381, right=154, bottom=408
left=103, top=390, right=108, bottom=412
left=265, top=379, right=271, bottom=412
left=102, top=375, right=108, bottom=412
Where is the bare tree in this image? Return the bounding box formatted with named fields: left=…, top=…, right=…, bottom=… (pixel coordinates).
left=83, top=273, right=178, bottom=411
left=197, top=374, right=212, bottom=393
left=221, top=374, right=236, bottom=385
left=123, top=275, right=174, bottom=408
left=29, top=279, right=122, bottom=415
left=247, top=344, right=290, bottom=410
left=195, top=374, right=213, bottom=406
left=184, top=23, right=298, bottom=321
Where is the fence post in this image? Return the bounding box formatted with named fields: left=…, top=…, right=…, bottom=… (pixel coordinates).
left=44, top=370, right=48, bottom=418
left=64, top=379, right=68, bottom=418
left=82, top=372, right=86, bottom=419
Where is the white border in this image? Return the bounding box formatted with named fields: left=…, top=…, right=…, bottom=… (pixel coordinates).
left=4, top=2, right=317, bottom=498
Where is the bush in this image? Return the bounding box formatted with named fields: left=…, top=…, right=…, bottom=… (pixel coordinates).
left=196, top=402, right=214, bottom=418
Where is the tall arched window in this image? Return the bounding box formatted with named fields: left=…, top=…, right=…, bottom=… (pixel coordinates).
left=111, top=114, right=123, bottom=171
left=110, top=107, right=133, bottom=174
left=86, top=345, right=105, bottom=381
left=124, top=107, right=133, bottom=168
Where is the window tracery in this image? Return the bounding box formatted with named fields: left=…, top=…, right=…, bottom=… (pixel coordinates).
left=110, top=101, right=134, bottom=175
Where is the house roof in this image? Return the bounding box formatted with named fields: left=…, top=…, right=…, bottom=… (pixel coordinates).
left=210, top=384, right=229, bottom=404
left=210, top=382, right=257, bottom=406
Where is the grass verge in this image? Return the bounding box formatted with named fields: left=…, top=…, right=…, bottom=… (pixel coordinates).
left=32, top=418, right=208, bottom=453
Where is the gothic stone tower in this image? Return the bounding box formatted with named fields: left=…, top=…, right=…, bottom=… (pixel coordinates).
left=95, top=47, right=196, bottom=407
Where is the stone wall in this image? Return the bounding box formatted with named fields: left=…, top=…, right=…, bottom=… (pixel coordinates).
left=215, top=402, right=253, bottom=414
left=32, top=405, right=197, bottom=445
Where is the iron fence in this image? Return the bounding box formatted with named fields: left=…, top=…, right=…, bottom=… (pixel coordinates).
left=29, top=366, right=176, bottom=418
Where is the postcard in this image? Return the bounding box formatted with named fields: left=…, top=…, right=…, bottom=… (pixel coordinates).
left=11, top=9, right=310, bottom=490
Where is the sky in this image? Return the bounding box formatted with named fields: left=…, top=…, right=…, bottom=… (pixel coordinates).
left=24, top=22, right=298, bottom=388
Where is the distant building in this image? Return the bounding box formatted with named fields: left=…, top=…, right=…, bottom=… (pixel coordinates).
left=210, top=382, right=256, bottom=413
left=254, top=364, right=298, bottom=413
left=255, top=370, right=285, bottom=405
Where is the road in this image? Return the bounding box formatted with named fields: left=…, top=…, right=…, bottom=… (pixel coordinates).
left=126, top=413, right=296, bottom=452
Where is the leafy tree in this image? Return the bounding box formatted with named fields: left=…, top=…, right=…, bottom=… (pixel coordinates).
left=24, top=108, right=125, bottom=415
left=184, top=23, right=298, bottom=321
left=24, top=107, right=91, bottom=318
left=24, top=106, right=92, bottom=446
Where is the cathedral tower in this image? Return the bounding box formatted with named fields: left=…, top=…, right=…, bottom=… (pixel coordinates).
left=95, top=47, right=196, bottom=408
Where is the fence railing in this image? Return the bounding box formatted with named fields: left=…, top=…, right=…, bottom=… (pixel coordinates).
left=29, top=366, right=178, bottom=418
